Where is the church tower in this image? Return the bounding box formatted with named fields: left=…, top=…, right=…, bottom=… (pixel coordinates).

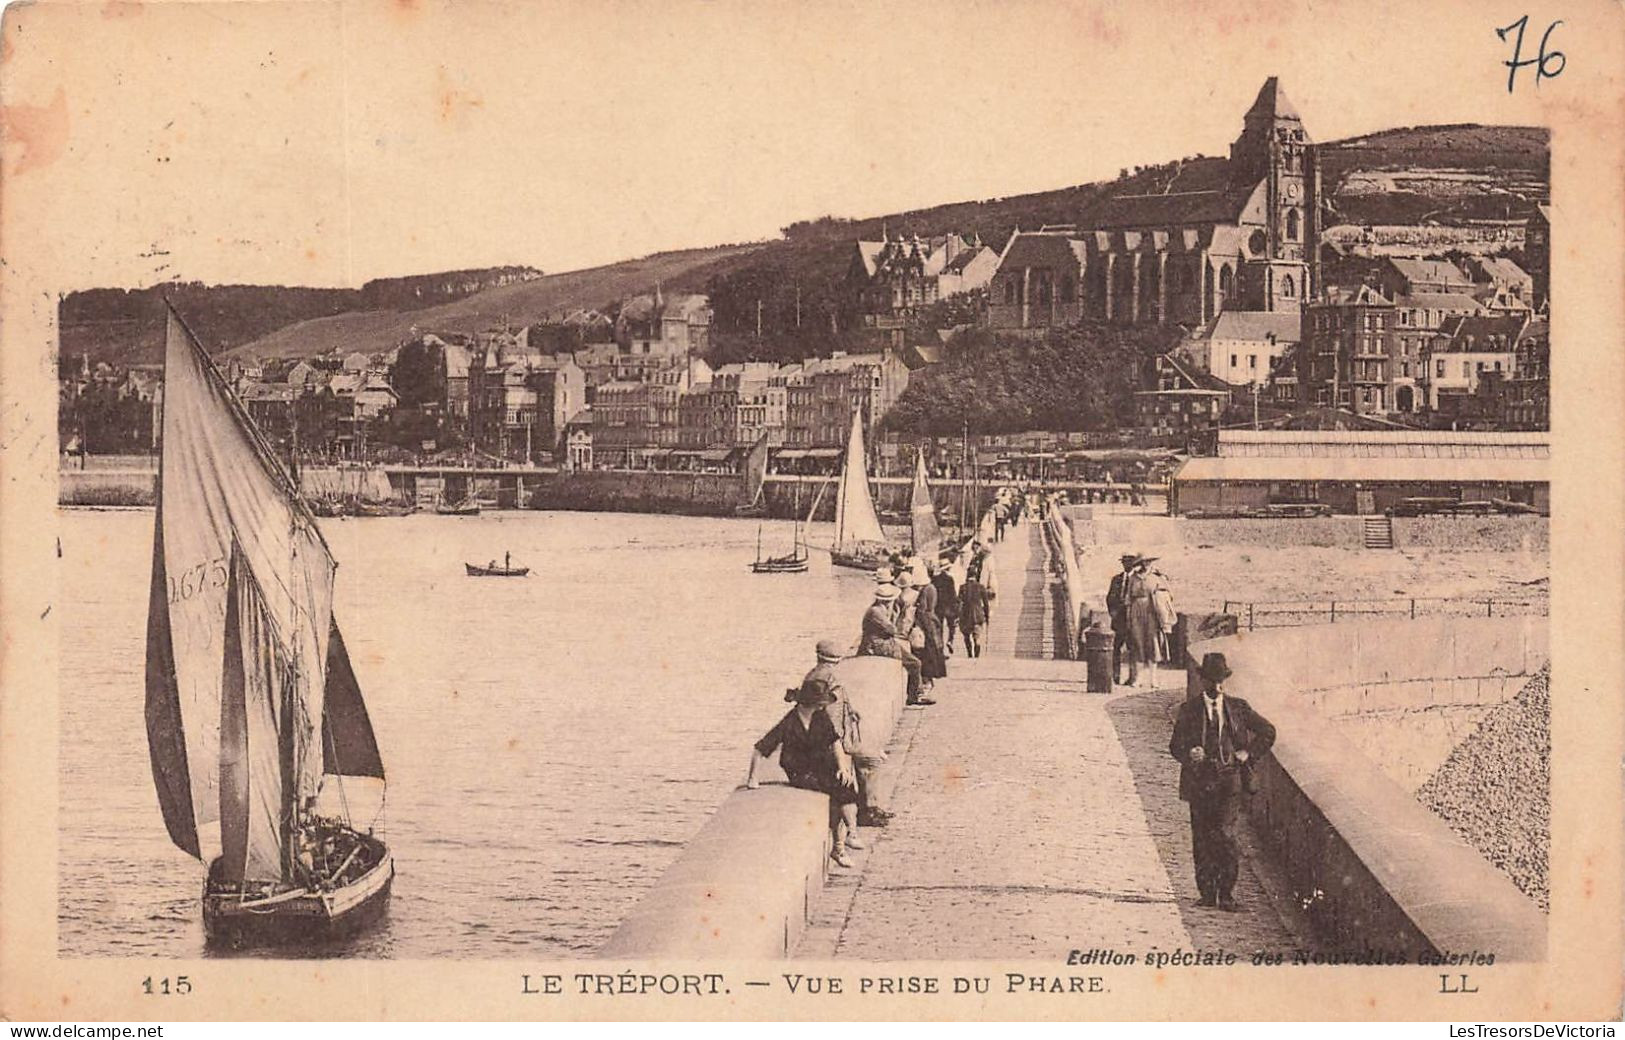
left=1230, top=77, right=1319, bottom=311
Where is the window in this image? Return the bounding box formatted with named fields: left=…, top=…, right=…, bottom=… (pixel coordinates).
left=1230, top=354, right=1238, bottom=368
left=1004, top=281, right=1016, bottom=305
left=1281, top=274, right=1296, bottom=298
left=1436, top=360, right=1446, bottom=378
left=1286, top=209, right=1300, bottom=241
left=1248, top=355, right=1257, bottom=369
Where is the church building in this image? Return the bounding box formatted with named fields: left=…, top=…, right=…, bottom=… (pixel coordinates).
left=989, top=77, right=1320, bottom=332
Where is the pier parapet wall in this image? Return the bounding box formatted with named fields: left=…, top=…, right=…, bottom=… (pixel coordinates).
left=600, top=656, right=907, bottom=959
left=1186, top=617, right=1548, bottom=961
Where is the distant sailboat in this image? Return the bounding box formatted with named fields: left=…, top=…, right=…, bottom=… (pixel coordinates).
left=146, top=307, right=392, bottom=948
left=828, top=410, right=892, bottom=571
left=909, top=451, right=941, bottom=561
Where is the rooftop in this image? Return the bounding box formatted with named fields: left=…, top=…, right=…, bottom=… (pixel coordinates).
left=1176, top=454, right=1548, bottom=484
left=1207, top=310, right=1303, bottom=343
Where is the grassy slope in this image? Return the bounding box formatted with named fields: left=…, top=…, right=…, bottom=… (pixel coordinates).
left=225, top=244, right=766, bottom=359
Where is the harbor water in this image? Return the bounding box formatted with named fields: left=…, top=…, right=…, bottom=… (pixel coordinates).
left=57, top=509, right=883, bottom=957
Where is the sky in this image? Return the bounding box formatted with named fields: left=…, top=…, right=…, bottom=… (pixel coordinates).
left=0, top=0, right=1574, bottom=291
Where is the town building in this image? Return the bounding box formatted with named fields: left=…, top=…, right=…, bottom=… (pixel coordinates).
left=615, top=290, right=712, bottom=359
left=564, top=409, right=594, bottom=471
left=1525, top=205, right=1551, bottom=309
left=1136, top=353, right=1234, bottom=440
left=850, top=232, right=998, bottom=323
left=1498, top=317, right=1550, bottom=431
left=1372, top=257, right=1476, bottom=299
left=1198, top=310, right=1302, bottom=387
left=1466, top=256, right=1534, bottom=303
left=1386, top=292, right=1483, bottom=413
left=1299, top=284, right=1396, bottom=415
left=1423, top=313, right=1526, bottom=413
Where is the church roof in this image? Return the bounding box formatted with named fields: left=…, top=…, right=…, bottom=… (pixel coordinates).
left=1080, top=185, right=1255, bottom=232
left=999, top=231, right=1086, bottom=269
left=1244, top=76, right=1302, bottom=123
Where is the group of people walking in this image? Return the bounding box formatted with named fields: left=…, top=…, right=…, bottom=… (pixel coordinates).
left=1106, top=551, right=1177, bottom=687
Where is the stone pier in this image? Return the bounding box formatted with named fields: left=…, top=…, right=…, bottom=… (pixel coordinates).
left=796, top=512, right=1309, bottom=959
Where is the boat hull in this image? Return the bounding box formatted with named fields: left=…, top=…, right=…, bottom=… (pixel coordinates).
left=750, top=555, right=808, bottom=573
left=202, top=839, right=393, bottom=950
left=465, top=563, right=529, bottom=577
left=829, top=544, right=891, bottom=571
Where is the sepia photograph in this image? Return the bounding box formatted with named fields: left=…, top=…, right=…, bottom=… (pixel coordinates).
left=1, top=0, right=1620, bottom=1023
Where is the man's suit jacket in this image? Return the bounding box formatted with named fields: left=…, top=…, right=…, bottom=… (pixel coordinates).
left=1107, top=571, right=1129, bottom=631
left=1169, top=694, right=1276, bottom=802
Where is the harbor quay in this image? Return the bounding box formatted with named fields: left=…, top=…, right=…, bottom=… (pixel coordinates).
left=606, top=497, right=1548, bottom=962
left=58, top=456, right=1155, bottom=518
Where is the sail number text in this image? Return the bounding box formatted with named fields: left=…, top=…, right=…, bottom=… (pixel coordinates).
left=168, top=556, right=228, bottom=605
left=142, top=975, right=192, bottom=995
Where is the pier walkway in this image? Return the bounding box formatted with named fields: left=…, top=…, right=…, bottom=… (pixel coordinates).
left=796, top=512, right=1309, bottom=959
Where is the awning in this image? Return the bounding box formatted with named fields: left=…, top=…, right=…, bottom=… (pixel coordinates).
left=803, top=448, right=841, bottom=459
left=775, top=449, right=809, bottom=460
left=699, top=448, right=734, bottom=462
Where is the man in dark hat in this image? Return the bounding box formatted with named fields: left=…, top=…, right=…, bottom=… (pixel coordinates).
left=1169, top=652, right=1276, bottom=911
left=1106, top=554, right=1139, bottom=685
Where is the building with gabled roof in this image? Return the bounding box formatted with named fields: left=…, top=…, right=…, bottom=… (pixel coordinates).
left=1199, top=309, right=1302, bottom=387
left=1374, top=257, right=1476, bottom=298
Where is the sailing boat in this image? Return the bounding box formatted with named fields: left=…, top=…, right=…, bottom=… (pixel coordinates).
left=146, top=307, right=392, bottom=948
left=827, top=410, right=892, bottom=571
left=749, top=520, right=808, bottom=573
left=909, top=451, right=942, bottom=562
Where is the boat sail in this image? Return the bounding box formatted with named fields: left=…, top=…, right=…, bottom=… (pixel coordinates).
left=828, top=410, right=891, bottom=571
left=146, top=306, right=392, bottom=947
left=909, top=451, right=941, bottom=561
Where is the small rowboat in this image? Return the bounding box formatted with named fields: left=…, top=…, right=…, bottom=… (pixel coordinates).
left=465, top=562, right=529, bottom=577
left=466, top=552, right=528, bottom=577
left=436, top=498, right=481, bottom=516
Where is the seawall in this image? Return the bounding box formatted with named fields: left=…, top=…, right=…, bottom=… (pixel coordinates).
left=1185, top=618, right=1548, bottom=961
left=600, top=656, right=908, bottom=958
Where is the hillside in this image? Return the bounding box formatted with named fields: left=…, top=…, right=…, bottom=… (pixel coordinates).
left=64, top=121, right=1547, bottom=367
left=59, top=267, right=542, bottom=366
left=226, top=244, right=766, bottom=360
left=1320, top=124, right=1549, bottom=226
